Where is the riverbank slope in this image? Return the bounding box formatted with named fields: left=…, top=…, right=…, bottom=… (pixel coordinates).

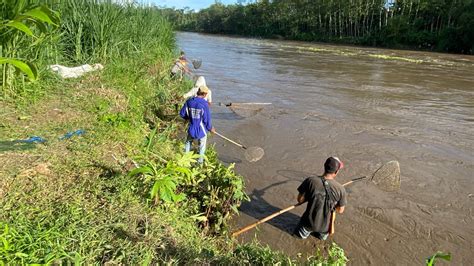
left=0, top=1, right=347, bottom=264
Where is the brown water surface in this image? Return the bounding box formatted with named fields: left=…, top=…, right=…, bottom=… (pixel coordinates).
left=177, top=32, right=474, bottom=265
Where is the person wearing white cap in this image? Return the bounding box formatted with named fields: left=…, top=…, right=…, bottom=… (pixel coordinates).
left=179, top=85, right=216, bottom=164
left=294, top=157, right=347, bottom=240
left=183, top=76, right=212, bottom=105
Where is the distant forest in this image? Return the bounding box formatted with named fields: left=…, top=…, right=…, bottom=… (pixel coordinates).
left=160, top=0, right=474, bottom=54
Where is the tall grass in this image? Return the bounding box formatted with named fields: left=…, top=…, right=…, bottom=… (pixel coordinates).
left=1, top=0, right=175, bottom=100
left=49, top=0, right=175, bottom=63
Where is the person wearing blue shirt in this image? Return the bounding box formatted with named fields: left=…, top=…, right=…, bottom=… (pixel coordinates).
left=180, top=85, right=216, bottom=164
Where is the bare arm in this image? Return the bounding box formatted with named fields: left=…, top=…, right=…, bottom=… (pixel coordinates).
left=297, top=193, right=305, bottom=204
left=336, top=206, right=345, bottom=214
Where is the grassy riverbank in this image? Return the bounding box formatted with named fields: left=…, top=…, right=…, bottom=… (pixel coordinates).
left=1, top=1, right=347, bottom=264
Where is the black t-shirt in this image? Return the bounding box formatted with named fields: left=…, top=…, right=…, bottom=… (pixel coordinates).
left=297, top=176, right=347, bottom=233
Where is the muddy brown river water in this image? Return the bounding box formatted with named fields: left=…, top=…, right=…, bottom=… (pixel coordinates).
left=177, top=32, right=474, bottom=265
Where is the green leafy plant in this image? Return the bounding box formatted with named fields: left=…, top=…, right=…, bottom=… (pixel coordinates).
left=128, top=147, right=249, bottom=234
left=1, top=3, right=59, bottom=96
left=129, top=152, right=201, bottom=204
left=426, top=252, right=451, bottom=266
left=304, top=242, right=348, bottom=266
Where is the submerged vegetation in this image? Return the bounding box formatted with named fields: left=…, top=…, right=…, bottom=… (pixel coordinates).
left=1, top=0, right=347, bottom=264
left=162, top=0, right=474, bottom=54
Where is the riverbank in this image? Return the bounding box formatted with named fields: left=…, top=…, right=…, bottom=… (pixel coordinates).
left=0, top=45, right=347, bottom=264
left=0, top=2, right=348, bottom=264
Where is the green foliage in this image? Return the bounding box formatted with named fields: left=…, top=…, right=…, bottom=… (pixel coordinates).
left=314, top=242, right=349, bottom=266
left=0, top=220, right=67, bottom=264
left=0, top=58, right=37, bottom=81
left=129, top=152, right=200, bottom=203
left=426, top=251, right=451, bottom=266
left=1, top=0, right=175, bottom=100
left=130, top=147, right=249, bottom=234
left=98, top=112, right=131, bottom=128
left=0, top=3, right=59, bottom=97
left=230, top=241, right=348, bottom=265
left=231, top=240, right=294, bottom=265
left=56, top=0, right=175, bottom=63
left=164, top=0, right=474, bottom=54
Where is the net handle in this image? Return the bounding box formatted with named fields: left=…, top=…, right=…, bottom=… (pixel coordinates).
left=220, top=102, right=272, bottom=107
left=214, top=131, right=247, bottom=149
left=231, top=176, right=367, bottom=237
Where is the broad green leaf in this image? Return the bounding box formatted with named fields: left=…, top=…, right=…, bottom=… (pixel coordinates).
left=150, top=182, right=160, bottom=199
left=172, top=193, right=186, bottom=202
left=5, top=20, right=33, bottom=36
left=128, top=166, right=153, bottom=177
left=0, top=58, right=37, bottom=80
left=39, top=5, right=60, bottom=25
left=25, top=61, right=38, bottom=79
left=29, top=18, right=48, bottom=34
left=176, top=152, right=199, bottom=167
left=174, top=166, right=191, bottom=177
left=160, top=187, right=174, bottom=202
left=23, top=7, right=57, bottom=26
left=426, top=252, right=451, bottom=266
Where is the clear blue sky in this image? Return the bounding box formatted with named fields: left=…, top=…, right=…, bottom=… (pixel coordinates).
left=144, top=0, right=239, bottom=11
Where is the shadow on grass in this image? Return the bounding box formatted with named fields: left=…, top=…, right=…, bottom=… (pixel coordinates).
left=0, top=140, right=37, bottom=152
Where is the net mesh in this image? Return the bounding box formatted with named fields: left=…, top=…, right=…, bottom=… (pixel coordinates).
left=192, top=59, right=202, bottom=69
left=229, top=105, right=263, bottom=118
left=371, top=160, right=401, bottom=192
left=244, top=146, right=265, bottom=162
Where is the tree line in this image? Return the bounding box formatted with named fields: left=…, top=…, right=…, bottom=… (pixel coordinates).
left=160, top=0, right=473, bottom=54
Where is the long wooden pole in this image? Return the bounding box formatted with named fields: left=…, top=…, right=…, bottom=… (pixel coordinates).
left=231, top=176, right=367, bottom=237
left=214, top=132, right=247, bottom=149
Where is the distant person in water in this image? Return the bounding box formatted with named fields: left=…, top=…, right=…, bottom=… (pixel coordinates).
left=171, top=51, right=191, bottom=79
left=294, top=157, right=347, bottom=240
left=178, top=50, right=187, bottom=62
left=183, top=76, right=212, bottom=105
left=180, top=85, right=216, bottom=164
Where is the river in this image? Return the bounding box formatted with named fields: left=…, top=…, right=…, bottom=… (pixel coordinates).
left=177, top=32, right=474, bottom=265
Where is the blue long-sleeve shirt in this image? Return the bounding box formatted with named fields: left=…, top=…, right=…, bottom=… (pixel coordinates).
left=180, top=97, right=212, bottom=139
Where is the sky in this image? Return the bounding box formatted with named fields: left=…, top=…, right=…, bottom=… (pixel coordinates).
left=144, top=0, right=239, bottom=11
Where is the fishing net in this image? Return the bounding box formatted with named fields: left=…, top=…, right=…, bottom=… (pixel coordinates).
left=228, top=105, right=264, bottom=118
left=192, top=59, right=202, bottom=69
left=371, top=160, right=401, bottom=192
left=244, top=146, right=265, bottom=162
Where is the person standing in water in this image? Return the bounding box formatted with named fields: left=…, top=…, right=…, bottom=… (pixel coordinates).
left=294, top=157, right=347, bottom=240
left=180, top=85, right=216, bottom=164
